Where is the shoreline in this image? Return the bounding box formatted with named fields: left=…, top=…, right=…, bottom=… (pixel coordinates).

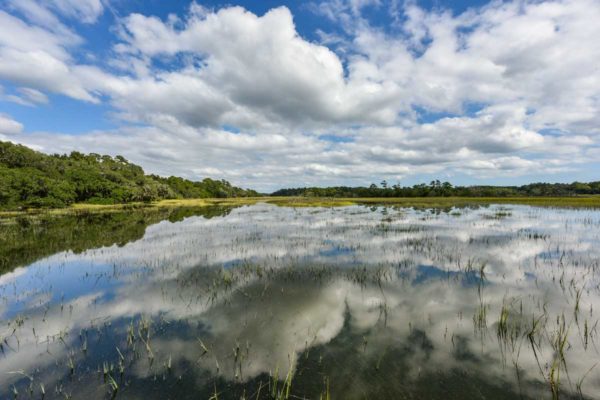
left=2, top=195, right=600, bottom=218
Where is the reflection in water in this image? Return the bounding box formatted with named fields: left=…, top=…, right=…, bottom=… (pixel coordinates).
left=1, top=204, right=600, bottom=399
left=0, top=205, right=236, bottom=275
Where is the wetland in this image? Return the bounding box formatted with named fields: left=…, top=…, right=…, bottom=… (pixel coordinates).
left=1, top=202, right=600, bottom=399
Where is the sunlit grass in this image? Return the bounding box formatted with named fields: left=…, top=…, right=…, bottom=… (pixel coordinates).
left=2, top=195, right=600, bottom=219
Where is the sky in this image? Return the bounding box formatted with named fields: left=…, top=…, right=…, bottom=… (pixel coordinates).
left=0, top=0, right=599, bottom=192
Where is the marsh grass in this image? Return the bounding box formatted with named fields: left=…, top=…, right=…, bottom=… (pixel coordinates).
left=2, top=196, right=600, bottom=220
left=265, top=196, right=600, bottom=209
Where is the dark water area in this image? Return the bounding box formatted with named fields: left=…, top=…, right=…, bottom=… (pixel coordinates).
left=1, top=204, right=599, bottom=399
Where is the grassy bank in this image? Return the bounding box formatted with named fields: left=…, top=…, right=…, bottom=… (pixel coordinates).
left=318, top=196, right=600, bottom=208
left=0, top=198, right=261, bottom=219
left=157, top=195, right=600, bottom=209
left=2, top=195, right=600, bottom=219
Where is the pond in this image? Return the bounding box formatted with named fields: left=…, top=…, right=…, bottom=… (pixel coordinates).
left=1, top=203, right=600, bottom=399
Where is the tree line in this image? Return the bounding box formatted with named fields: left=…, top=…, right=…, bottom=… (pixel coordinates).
left=3, top=140, right=599, bottom=210
left=0, top=141, right=257, bottom=210
left=271, top=179, right=600, bottom=198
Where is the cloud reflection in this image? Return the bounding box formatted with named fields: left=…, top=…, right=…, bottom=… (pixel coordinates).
left=1, top=204, right=600, bottom=398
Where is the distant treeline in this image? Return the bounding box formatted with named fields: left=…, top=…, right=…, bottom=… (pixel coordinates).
left=272, top=180, right=600, bottom=198
left=3, top=140, right=599, bottom=210
left=0, top=141, right=257, bottom=210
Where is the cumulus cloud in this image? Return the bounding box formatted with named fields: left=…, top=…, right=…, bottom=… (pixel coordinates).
left=0, top=8, right=107, bottom=102
left=113, top=6, right=397, bottom=127
left=0, top=0, right=599, bottom=189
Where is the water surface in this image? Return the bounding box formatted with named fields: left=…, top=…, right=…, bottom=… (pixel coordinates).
left=1, top=204, right=600, bottom=399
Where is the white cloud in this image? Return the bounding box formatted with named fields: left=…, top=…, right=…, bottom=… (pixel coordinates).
left=108, top=0, right=600, bottom=134
left=5, top=0, right=80, bottom=39
left=0, top=113, right=23, bottom=135
left=17, top=87, right=48, bottom=104
left=1, top=86, right=49, bottom=106
left=0, top=0, right=599, bottom=188
left=7, top=0, right=104, bottom=26
left=113, top=6, right=396, bottom=127
left=0, top=9, right=105, bottom=102
left=48, top=0, right=104, bottom=23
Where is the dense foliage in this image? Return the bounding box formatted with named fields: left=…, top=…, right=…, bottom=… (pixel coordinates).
left=3, top=140, right=598, bottom=210
left=272, top=179, right=600, bottom=198
left=0, top=141, right=257, bottom=209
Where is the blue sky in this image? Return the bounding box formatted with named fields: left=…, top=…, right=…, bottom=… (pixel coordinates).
left=0, top=0, right=599, bottom=191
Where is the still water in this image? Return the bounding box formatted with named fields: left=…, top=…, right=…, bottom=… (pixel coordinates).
left=1, top=204, right=600, bottom=399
